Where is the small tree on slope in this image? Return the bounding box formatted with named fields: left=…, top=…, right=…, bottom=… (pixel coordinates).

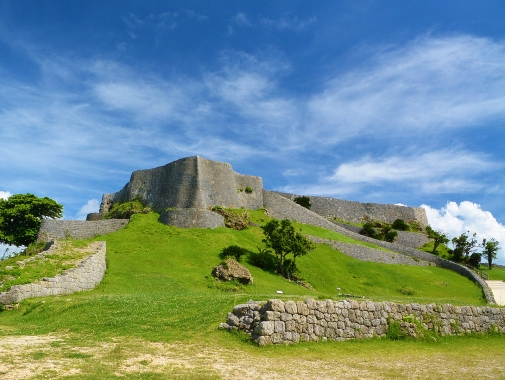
left=261, top=219, right=314, bottom=279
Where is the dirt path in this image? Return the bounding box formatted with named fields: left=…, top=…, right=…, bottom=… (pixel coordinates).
left=486, top=280, right=505, bottom=306
left=1, top=334, right=505, bottom=379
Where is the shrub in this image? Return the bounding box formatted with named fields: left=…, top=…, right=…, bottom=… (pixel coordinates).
left=467, top=252, right=482, bottom=268
left=22, top=241, right=47, bottom=256
left=294, top=196, right=311, bottom=210
left=386, top=320, right=406, bottom=340
left=219, top=245, right=249, bottom=262
left=244, top=186, right=253, bottom=194
left=359, top=223, right=377, bottom=238
left=106, top=197, right=150, bottom=219
left=247, top=248, right=276, bottom=271
left=392, top=219, right=409, bottom=231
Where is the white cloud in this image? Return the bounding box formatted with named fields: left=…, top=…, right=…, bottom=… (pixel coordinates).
left=422, top=201, right=505, bottom=264
left=328, top=149, right=498, bottom=194
left=0, top=191, right=11, bottom=200
left=232, top=13, right=252, bottom=27
left=308, top=35, right=505, bottom=143
left=76, top=199, right=100, bottom=220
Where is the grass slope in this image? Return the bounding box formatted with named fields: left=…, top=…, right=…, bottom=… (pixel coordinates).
left=0, top=212, right=501, bottom=379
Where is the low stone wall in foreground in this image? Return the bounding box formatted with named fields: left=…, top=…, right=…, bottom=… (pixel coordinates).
left=0, top=241, right=106, bottom=305
left=221, top=299, right=505, bottom=345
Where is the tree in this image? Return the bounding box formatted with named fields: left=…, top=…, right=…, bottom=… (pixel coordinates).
left=294, top=196, right=311, bottom=210
left=261, top=219, right=314, bottom=279
left=0, top=193, right=63, bottom=247
left=451, top=231, right=478, bottom=263
left=425, top=226, right=450, bottom=255
left=482, top=238, right=500, bottom=269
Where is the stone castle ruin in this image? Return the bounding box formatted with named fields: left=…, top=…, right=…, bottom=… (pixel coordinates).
left=84, top=155, right=429, bottom=230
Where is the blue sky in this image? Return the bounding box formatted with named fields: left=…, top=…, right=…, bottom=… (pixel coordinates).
left=1, top=1, right=505, bottom=262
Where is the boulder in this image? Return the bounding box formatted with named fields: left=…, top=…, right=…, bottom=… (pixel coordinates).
left=212, top=259, right=253, bottom=284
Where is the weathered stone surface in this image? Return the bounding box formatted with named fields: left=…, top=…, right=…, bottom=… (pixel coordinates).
left=159, top=208, right=224, bottom=229
left=211, top=259, right=253, bottom=284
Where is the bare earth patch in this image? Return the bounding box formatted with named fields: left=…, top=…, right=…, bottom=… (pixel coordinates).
left=1, top=334, right=505, bottom=379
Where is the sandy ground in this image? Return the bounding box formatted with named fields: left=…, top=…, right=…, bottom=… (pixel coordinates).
left=486, top=280, right=505, bottom=306
left=0, top=334, right=505, bottom=379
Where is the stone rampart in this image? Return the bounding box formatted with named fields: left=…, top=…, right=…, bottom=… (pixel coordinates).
left=99, top=156, right=263, bottom=214
left=221, top=299, right=505, bottom=345
left=308, top=236, right=430, bottom=266
left=273, top=191, right=428, bottom=228
left=263, top=190, right=495, bottom=304
left=0, top=242, right=106, bottom=305
left=333, top=222, right=432, bottom=249
left=159, top=209, right=224, bottom=229
left=37, top=219, right=128, bottom=242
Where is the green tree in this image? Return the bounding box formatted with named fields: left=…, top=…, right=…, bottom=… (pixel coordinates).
left=451, top=231, right=478, bottom=263
left=482, top=238, right=500, bottom=269
left=294, top=196, right=311, bottom=210
left=261, top=219, right=314, bottom=279
left=0, top=194, right=63, bottom=247
left=425, top=226, right=450, bottom=255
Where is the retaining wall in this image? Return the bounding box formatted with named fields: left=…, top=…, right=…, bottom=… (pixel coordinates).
left=308, top=236, right=430, bottom=266
left=0, top=241, right=106, bottom=305
left=333, top=222, right=432, bottom=249
left=159, top=209, right=224, bottom=229
left=221, top=299, right=505, bottom=345
left=263, top=190, right=495, bottom=304
left=273, top=191, right=429, bottom=228
left=37, top=219, right=128, bottom=242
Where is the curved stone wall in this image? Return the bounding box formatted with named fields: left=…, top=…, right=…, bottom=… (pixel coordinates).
left=0, top=241, right=106, bottom=305
left=159, top=209, right=224, bottom=229
left=263, top=190, right=495, bottom=304
left=221, top=299, right=505, bottom=345
left=37, top=219, right=128, bottom=242
left=308, top=236, right=430, bottom=266
left=333, top=222, right=432, bottom=249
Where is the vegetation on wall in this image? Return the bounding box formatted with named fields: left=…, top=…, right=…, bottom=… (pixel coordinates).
left=294, top=196, right=311, bottom=210
left=105, top=197, right=151, bottom=219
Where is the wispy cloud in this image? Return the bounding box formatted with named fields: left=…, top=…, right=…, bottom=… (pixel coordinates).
left=307, top=35, right=505, bottom=144
left=76, top=199, right=100, bottom=220
left=330, top=149, right=497, bottom=185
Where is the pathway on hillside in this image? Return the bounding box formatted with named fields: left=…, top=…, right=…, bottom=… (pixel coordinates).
left=486, top=280, right=505, bottom=305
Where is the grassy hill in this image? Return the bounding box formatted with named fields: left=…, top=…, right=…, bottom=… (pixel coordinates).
left=0, top=211, right=502, bottom=379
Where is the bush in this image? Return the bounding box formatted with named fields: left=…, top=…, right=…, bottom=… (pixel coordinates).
left=392, top=219, right=409, bottom=231
left=294, top=196, right=311, bottom=210
left=245, top=186, right=253, bottom=194
left=467, top=252, right=482, bottom=268
left=106, top=198, right=150, bottom=219
left=22, top=241, right=47, bottom=256
left=219, top=245, right=249, bottom=262
left=359, top=223, right=377, bottom=238
left=247, top=248, right=276, bottom=271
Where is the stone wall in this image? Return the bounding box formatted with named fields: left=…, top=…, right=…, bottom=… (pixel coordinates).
left=263, top=190, right=495, bottom=304
left=0, top=242, right=106, bottom=305
left=159, top=209, right=224, bottom=229
left=333, top=222, right=432, bottom=249
left=221, top=299, right=505, bottom=345
left=308, top=236, right=430, bottom=266
left=273, top=191, right=429, bottom=228
left=99, top=156, right=263, bottom=214
left=37, top=219, right=128, bottom=242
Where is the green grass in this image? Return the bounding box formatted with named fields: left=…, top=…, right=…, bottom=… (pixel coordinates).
left=0, top=212, right=501, bottom=378
left=481, top=265, right=505, bottom=281
left=0, top=240, right=91, bottom=292
left=419, top=241, right=452, bottom=258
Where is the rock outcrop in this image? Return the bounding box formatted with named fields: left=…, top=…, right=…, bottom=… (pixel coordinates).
left=212, top=259, right=253, bottom=284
